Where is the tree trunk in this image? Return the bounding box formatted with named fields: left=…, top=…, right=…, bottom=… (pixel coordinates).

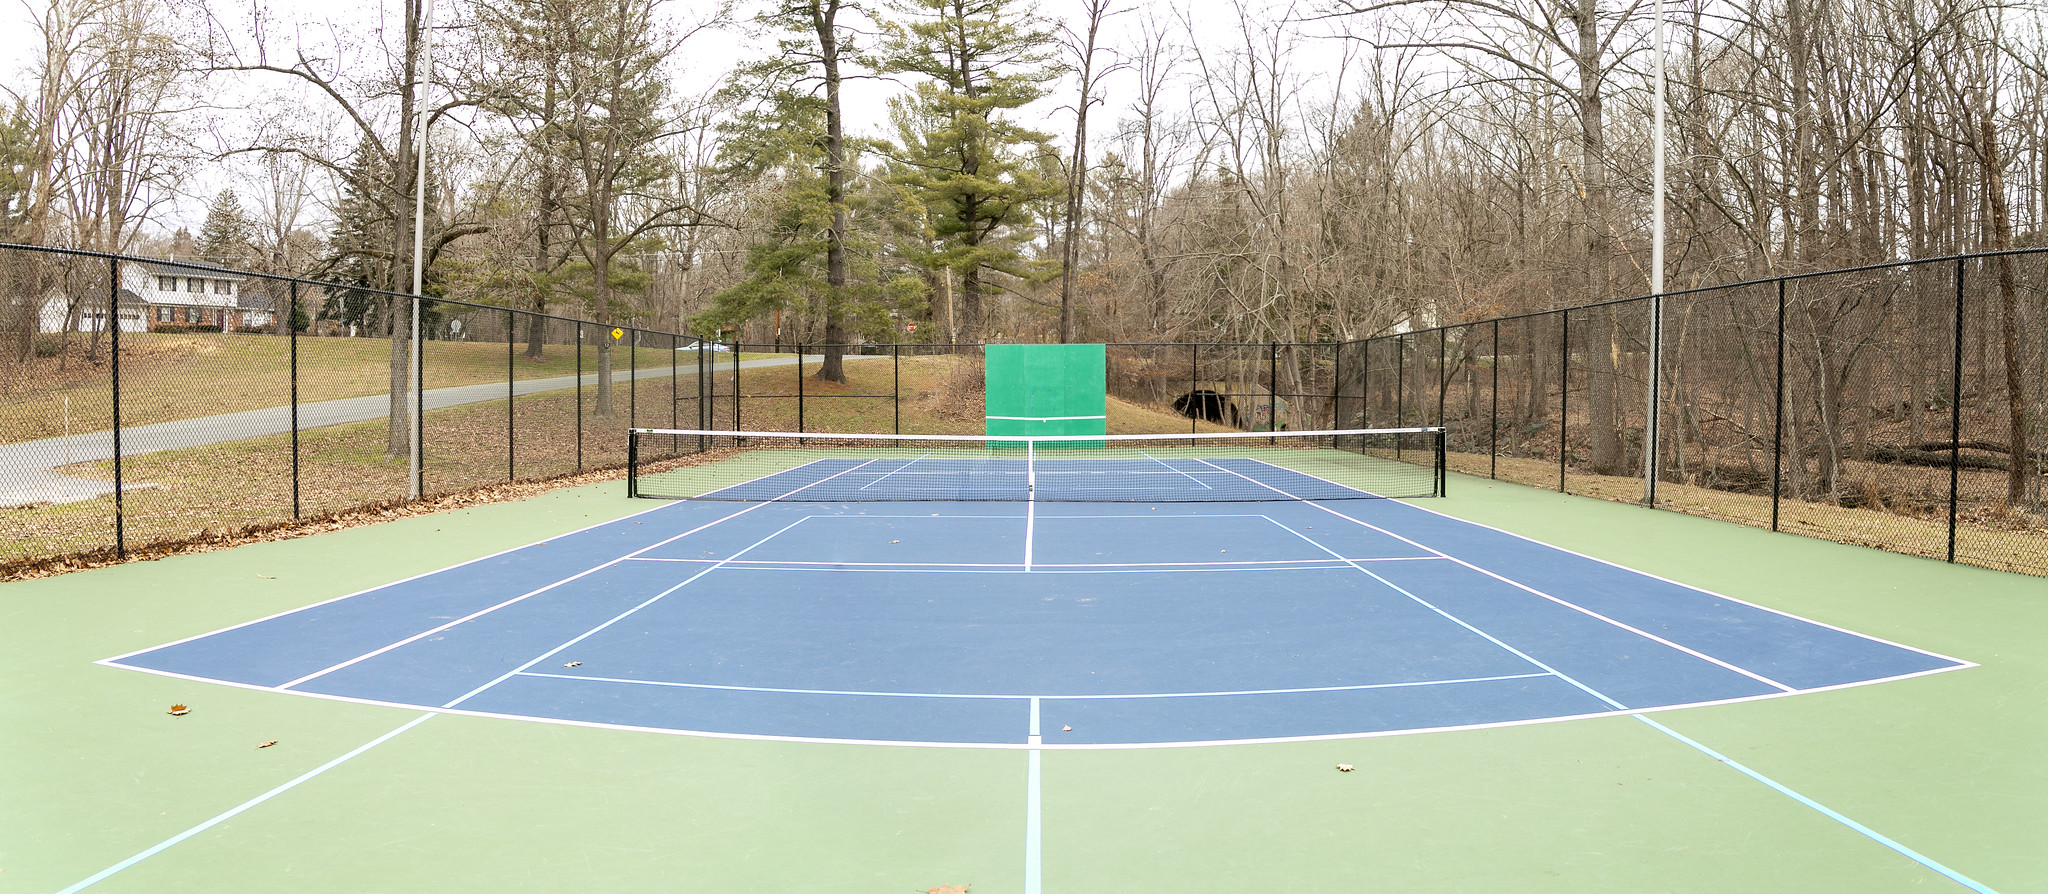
left=815, top=0, right=849, bottom=383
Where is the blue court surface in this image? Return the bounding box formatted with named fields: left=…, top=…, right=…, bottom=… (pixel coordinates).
left=104, top=467, right=1967, bottom=748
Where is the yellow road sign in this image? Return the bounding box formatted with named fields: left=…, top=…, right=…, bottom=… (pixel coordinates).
left=610, top=328, right=624, bottom=340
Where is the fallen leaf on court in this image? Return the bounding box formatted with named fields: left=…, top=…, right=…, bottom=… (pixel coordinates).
left=258, top=740, right=278, bottom=749
left=1336, top=764, right=1354, bottom=772
left=1061, top=725, right=1072, bottom=731
left=927, top=886, right=969, bottom=894
left=256, top=574, right=275, bottom=579
left=891, top=540, right=900, bottom=543
left=564, top=661, right=582, bottom=667
left=168, top=704, right=189, bottom=715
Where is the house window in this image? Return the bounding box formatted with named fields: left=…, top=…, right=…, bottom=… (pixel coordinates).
left=158, top=276, right=177, bottom=291
left=156, top=307, right=171, bottom=322
left=214, top=280, right=232, bottom=295
left=182, top=307, right=197, bottom=323
left=188, top=278, right=204, bottom=292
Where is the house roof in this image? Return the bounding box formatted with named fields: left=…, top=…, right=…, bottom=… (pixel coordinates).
left=136, top=259, right=247, bottom=279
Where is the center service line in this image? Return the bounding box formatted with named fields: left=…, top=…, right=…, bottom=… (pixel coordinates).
left=1026, top=696, right=1043, bottom=894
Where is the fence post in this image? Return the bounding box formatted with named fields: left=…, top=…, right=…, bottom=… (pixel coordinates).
left=290, top=280, right=301, bottom=519
left=1772, top=279, right=1786, bottom=531
left=628, top=329, right=638, bottom=430
left=1490, top=319, right=1499, bottom=480
left=416, top=301, right=426, bottom=497
left=1395, top=335, right=1406, bottom=429
left=1328, top=343, right=1342, bottom=431
left=1189, top=343, right=1199, bottom=437
left=1950, top=258, right=1965, bottom=562
left=893, top=344, right=901, bottom=435
left=576, top=322, right=584, bottom=472
left=732, top=339, right=741, bottom=434
left=1436, top=329, right=1447, bottom=428
left=797, top=343, right=806, bottom=435
left=1268, top=341, right=1278, bottom=442
left=1644, top=293, right=1664, bottom=506
left=507, top=308, right=517, bottom=482
left=110, top=257, right=124, bottom=559
left=1559, top=309, right=1570, bottom=493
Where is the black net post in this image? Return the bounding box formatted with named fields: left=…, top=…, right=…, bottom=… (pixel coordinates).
left=627, top=430, right=639, bottom=498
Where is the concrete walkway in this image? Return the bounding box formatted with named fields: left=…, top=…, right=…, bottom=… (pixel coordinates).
left=0, top=353, right=840, bottom=506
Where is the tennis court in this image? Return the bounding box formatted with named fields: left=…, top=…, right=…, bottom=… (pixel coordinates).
left=3, top=429, right=2043, bottom=891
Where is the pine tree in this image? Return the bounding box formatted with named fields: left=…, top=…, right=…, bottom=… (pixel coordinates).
left=882, top=0, right=1061, bottom=344
left=196, top=189, right=254, bottom=269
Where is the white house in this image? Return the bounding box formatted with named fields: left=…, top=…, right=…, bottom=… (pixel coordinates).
left=39, top=260, right=272, bottom=333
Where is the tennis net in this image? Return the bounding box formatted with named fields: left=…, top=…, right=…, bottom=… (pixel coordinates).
left=627, top=428, right=1446, bottom=502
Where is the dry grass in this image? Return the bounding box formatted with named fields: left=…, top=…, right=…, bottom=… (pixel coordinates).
left=0, top=332, right=704, bottom=446
left=1, top=353, right=1221, bottom=578
left=1446, top=451, right=2048, bottom=576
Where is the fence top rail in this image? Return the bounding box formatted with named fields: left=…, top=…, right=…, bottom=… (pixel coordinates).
left=1332, top=243, right=2048, bottom=349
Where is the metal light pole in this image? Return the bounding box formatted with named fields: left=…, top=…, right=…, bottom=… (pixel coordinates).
left=1643, top=0, right=1667, bottom=505
left=408, top=0, right=435, bottom=500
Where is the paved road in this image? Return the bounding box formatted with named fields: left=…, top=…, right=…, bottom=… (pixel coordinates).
left=1, top=354, right=840, bottom=506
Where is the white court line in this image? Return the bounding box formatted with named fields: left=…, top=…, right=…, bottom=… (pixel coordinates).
left=1137, top=451, right=1213, bottom=489
left=621, top=556, right=1446, bottom=569
left=1203, top=460, right=1799, bottom=693
left=856, top=452, right=936, bottom=491
left=1025, top=696, right=1043, bottom=894
left=1248, top=510, right=1628, bottom=711
left=513, top=670, right=1553, bottom=701
left=100, top=653, right=1971, bottom=750
left=438, top=516, right=816, bottom=710
left=98, top=496, right=689, bottom=665
left=1637, top=714, right=1999, bottom=893
left=275, top=460, right=887, bottom=692
left=55, top=713, right=437, bottom=893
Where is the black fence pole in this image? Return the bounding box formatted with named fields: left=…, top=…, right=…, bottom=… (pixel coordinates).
left=110, top=257, right=123, bottom=559
left=1772, top=279, right=1786, bottom=531
left=507, top=308, right=516, bottom=482
left=1395, top=335, right=1406, bottom=430
left=1950, top=259, right=1965, bottom=562
left=1559, top=310, right=1570, bottom=493
left=1268, top=341, right=1278, bottom=442
left=1436, top=329, right=1447, bottom=428
left=1490, top=319, right=1500, bottom=480
left=732, top=340, right=741, bottom=434
left=417, top=305, right=426, bottom=496
left=797, top=343, right=806, bottom=435
left=1328, top=344, right=1342, bottom=432
left=290, top=281, right=301, bottom=519
left=576, top=322, right=584, bottom=472
left=628, top=329, right=638, bottom=430
left=1189, top=343, right=1199, bottom=437
left=893, top=344, right=902, bottom=434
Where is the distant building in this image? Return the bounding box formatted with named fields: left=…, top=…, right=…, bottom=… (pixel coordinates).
left=38, top=260, right=273, bottom=333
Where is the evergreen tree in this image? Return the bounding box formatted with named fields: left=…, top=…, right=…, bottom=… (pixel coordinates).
left=882, top=0, right=1061, bottom=344
left=196, top=189, right=255, bottom=269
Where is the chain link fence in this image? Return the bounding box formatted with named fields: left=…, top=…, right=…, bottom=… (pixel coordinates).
left=1338, top=248, right=2048, bottom=577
